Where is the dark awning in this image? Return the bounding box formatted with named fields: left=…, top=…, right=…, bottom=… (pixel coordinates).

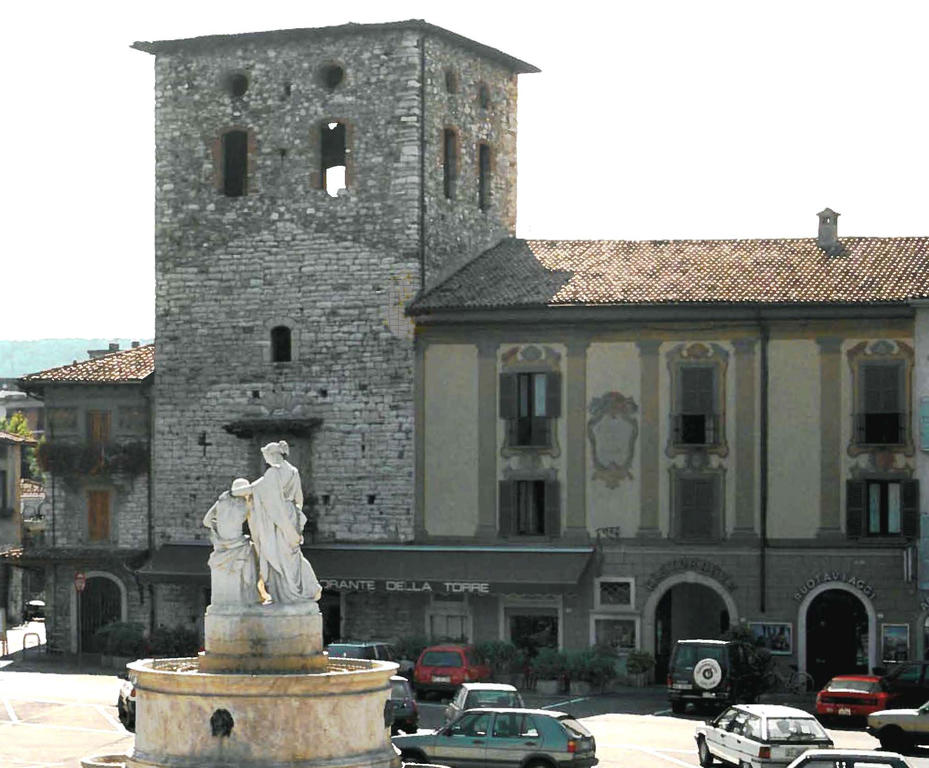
left=136, top=543, right=594, bottom=594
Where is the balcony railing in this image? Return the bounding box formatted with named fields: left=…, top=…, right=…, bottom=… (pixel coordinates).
left=36, top=440, right=149, bottom=479
left=671, top=413, right=720, bottom=447
left=853, top=412, right=907, bottom=446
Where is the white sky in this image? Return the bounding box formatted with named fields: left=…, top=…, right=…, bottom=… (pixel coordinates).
left=3, top=0, right=927, bottom=341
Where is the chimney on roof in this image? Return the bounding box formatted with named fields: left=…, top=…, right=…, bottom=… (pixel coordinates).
left=817, top=208, right=843, bottom=256
left=87, top=342, right=120, bottom=359
left=131, top=341, right=140, bottom=348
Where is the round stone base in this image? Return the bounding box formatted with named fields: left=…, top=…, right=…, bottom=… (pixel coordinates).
left=198, top=650, right=328, bottom=674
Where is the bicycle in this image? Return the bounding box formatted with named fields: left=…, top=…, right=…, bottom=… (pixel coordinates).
left=763, top=667, right=816, bottom=695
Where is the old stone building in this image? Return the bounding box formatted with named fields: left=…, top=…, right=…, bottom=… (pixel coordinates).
left=131, top=22, right=538, bottom=639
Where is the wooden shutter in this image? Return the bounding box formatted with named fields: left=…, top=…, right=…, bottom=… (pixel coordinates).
left=544, top=480, right=561, bottom=538
left=499, top=480, right=515, bottom=535
left=499, top=374, right=518, bottom=419
left=87, top=411, right=111, bottom=445
left=681, top=366, right=714, bottom=414
left=544, top=372, right=562, bottom=418
left=846, top=480, right=866, bottom=538
left=88, top=490, right=110, bottom=541
left=901, top=480, right=920, bottom=538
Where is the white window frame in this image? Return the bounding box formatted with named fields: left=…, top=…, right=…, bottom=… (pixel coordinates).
left=589, top=613, right=640, bottom=653
left=593, top=576, right=635, bottom=611
left=425, top=594, right=473, bottom=644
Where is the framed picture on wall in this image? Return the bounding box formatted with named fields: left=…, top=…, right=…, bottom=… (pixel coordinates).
left=748, top=621, right=793, bottom=655
left=881, top=623, right=910, bottom=662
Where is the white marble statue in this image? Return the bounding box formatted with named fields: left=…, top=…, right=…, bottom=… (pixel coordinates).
left=231, top=440, right=322, bottom=604
left=203, top=478, right=259, bottom=606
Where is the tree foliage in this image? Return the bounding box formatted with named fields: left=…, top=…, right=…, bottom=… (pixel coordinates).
left=0, top=411, right=41, bottom=480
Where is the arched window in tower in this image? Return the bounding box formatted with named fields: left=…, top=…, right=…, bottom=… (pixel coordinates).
left=478, top=143, right=491, bottom=211
left=270, top=326, right=292, bottom=363
left=222, top=130, right=248, bottom=197
left=321, top=121, right=347, bottom=197
left=478, top=83, right=490, bottom=110
left=443, top=128, right=458, bottom=200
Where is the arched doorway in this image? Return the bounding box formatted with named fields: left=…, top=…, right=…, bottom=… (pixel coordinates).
left=70, top=572, right=126, bottom=653
left=645, top=574, right=736, bottom=681
left=804, top=588, right=869, bottom=688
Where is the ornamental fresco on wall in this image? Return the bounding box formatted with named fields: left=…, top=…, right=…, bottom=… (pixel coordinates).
left=587, top=392, right=638, bottom=488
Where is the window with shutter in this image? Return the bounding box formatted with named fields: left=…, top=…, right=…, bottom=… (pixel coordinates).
left=87, top=411, right=111, bottom=445
left=846, top=480, right=866, bottom=538
left=859, top=363, right=905, bottom=444
left=674, top=475, right=720, bottom=540
left=88, top=490, right=110, bottom=542
left=499, top=480, right=515, bottom=535
left=675, top=366, right=717, bottom=445
left=860, top=479, right=915, bottom=536
left=500, top=372, right=560, bottom=448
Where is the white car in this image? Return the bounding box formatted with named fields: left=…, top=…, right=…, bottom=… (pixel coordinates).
left=443, top=682, right=525, bottom=724
left=785, top=749, right=910, bottom=768
left=695, top=704, right=833, bottom=768
left=867, top=700, right=929, bottom=751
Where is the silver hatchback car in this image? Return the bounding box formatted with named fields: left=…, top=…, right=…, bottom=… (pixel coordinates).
left=392, top=708, right=597, bottom=768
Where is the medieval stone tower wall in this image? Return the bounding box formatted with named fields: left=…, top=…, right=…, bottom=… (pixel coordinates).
left=142, top=23, right=531, bottom=548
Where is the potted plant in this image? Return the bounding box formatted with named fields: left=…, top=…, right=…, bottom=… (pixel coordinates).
left=474, top=640, right=525, bottom=686
left=625, top=649, right=656, bottom=687
left=531, top=647, right=568, bottom=695
left=566, top=650, right=594, bottom=696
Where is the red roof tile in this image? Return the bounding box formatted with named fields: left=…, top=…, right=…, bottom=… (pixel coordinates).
left=20, top=344, right=154, bottom=385
left=0, top=430, right=36, bottom=446
left=410, top=237, right=929, bottom=312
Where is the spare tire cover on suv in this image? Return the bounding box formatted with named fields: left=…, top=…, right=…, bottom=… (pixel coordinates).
left=693, top=658, right=723, bottom=689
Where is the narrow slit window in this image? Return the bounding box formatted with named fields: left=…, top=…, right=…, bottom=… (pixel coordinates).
left=443, top=129, right=458, bottom=200
left=478, top=143, right=491, bottom=211
left=222, top=130, right=248, bottom=197
left=270, top=326, right=292, bottom=362
left=321, top=121, right=347, bottom=197
left=478, top=83, right=490, bottom=110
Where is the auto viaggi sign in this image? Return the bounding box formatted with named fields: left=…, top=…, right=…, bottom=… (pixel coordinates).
left=791, top=571, right=876, bottom=602
left=320, top=579, right=491, bottom=594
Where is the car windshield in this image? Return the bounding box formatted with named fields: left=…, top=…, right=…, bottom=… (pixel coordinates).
left=327, top=645, right=369, bottom=658
left=467, top=691, right=521, bottom=708
left=765, top=717, right=829, bottom=742
left=390, top=680, right=410, bottom=698
left=824, top=679, right=879, bottom=693
left=421, top=651, right=463, bottom=667
left=673, top=644, right=725, bottom=667
left=560, top=718, right=592, bottom=738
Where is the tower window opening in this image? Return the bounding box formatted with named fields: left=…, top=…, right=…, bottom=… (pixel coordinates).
left=445, top=69, right=458, bottom=94
left=321, top=121, right=347, bottom=197
left=222, top=130, right=248, bottom=198
left=319, top=64, right=344, bottom=91
left=478, top=83, right=490, bottom=110
left=478, top=143, right=491, bottom=211
left=443, top=129, right=458, bottom=200
left=226, top=73, right=248, bottom=98
left=270, top=325, right=292, bottom=362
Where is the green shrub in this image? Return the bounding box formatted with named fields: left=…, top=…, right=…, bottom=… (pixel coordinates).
left=94, top=621, right=146, bottom=657
left=565, top=649, right=619, bottom=686
left=393, top=636, right=429, bottom=663
left=474, top=640, right=525, bottom=675
left=625, top=650, right=656, bottom=675
left=148, top=625, right=200, bottom=657
left=530, top=647, right=568, bottom=679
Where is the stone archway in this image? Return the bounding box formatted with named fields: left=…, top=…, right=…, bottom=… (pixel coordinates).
left=69, top=571, right=128, bottom=653
left=643, top=571, right=739, bottom=678
left=797, top=582, right=876, bottom=683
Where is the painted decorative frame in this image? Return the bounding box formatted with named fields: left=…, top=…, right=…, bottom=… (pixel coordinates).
left=748, top=621, right=793, bottom=655
left=588, top=392, right=638, bottom=487
left=881, top=623, right=910, bottom=662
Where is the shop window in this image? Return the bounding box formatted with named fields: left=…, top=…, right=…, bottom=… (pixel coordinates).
left=672, top=473, right=722, bottom=541
left=591, top=616, right=637, bottom=653
left=499, top=372, right=561, bottom=447
left=506, top=605, right=559, bottom=655
left=270, top=325, right=292, bottom=363
left=320, top=121, right=347, bottom=197
left=88, top=490, right=111, bottom=542
left=856, top=361, right=906, bottom=445
left=478, top=143, right=491, bottom=211
left=222, top=130, right=248, bottom=197
left=594, top=577, right=634, bottom=610
left=846, top=479, right=918, bottom=537
left=498, top=479, right=560, bottom=537
left=426, top=594, right=470, bottom=642
left=443, top=128, right=458, bottom=200
left=673, top=365, right=718, bottom=446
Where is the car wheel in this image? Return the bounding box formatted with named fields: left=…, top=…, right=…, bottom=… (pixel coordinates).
left=524, top=760, right=554, bottom=768
left=403, top=721, right=418, bottom=734
left=400, top=749, right=427, bottom=764
left=697, top=736, right=713, bottom=767
left=879, top=726, right=910, bottom=753
left=671, top=700, right=686, bottom=715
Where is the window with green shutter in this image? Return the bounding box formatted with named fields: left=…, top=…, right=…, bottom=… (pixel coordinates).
left=499, top=479, right=561, bottom=537
left=499, top=372, right=561, bottom=448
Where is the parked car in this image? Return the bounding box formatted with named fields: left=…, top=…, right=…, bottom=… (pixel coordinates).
left=695, top=704, right=833, bottom=768
left=392, top=708, right=597, bottom=768
left=668, top=639, right=760, bottom=713
left=867, top=700, right=929, bottom=751
left=785, top=749, right=910, bottom=768
left=387, top=675, right=419, bottom=735
left=815, top=674, right=899, bottom=723
left=23, top=600, right=45, bottom=621
left=412, top=644, right=491, bottom=698
left=876, top=661, right=929, bottom=708
left=443, top=683, right=525, bottom=724
left=117, top=674, right=136, bottom=732
left=325, top=641, right=413, bottom=676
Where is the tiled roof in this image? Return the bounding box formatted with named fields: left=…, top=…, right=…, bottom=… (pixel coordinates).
left=410, top=237, right=929, bottom=313
left=0, top=431, right=36, bottom=446
left=19, top=478, right=45, bottom=496
left=20, top=344, right=154, bottom=385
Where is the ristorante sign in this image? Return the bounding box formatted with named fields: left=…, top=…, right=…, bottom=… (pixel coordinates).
left=321, top=579, right=492, bottom=594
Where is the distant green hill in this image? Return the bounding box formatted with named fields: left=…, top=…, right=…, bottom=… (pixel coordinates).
left=0, top=339, right=153, bottom=378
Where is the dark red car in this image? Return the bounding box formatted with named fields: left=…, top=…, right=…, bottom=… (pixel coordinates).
left=412, top=644, right=491, bottom=698
left=815, top=675, right=899, bottom=722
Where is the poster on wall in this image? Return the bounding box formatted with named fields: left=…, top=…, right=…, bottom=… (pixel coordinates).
left=881, top=624, right=910, bottom=662
left=748, top=621, right=793, bottom=655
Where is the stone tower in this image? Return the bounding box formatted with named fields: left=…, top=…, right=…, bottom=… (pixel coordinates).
left=132, top=22, right=537, bottom=596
